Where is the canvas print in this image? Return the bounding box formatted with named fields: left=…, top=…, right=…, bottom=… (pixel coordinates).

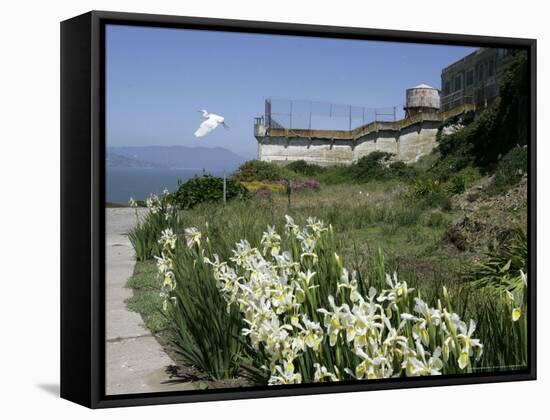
left=105, top=24, right=529, bottom=395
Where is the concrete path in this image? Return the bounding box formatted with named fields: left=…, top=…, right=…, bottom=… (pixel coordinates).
left=105, top=208, right=195, bottom=395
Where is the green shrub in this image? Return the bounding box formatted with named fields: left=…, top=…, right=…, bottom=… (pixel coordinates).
left=388, top=161, right=418, bottom=181
left=409, top=178, right=443, bottom=198
left=316, top=166, right=352, bottom=185
left=412, top=152, right=440, bottom=172
left=408, top=178, right=452, bottom=210
left=349, top=151, right=394, bottom=182
left=286, top=160, right=324, bottom=176
left=486, top=146, right=527, bottom=195
left=445, top=166, right=481, bottom=195
left=232, top=160, right=284, bottom=182
left=423, top=191, right=452, bottom=211
left=431, top=139, right=477, bottom=181
left=172, top=175, right=248, bottom=210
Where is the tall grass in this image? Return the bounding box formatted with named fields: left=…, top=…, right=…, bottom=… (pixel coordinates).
left=128, top=212, right=179, bottom=261
left=458, top=226, right=528, bottom=370
left=127, top=192, right=182, bottom=261
left=183, top=183, right=450, bottom=258
left=164, top=240, right=244, bottom=380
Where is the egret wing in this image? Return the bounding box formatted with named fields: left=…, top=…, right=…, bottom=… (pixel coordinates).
left=208, top=113, right=225, bottom=123
left=194, top=117, right=219, bottom=137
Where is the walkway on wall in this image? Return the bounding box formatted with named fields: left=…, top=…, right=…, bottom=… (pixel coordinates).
left=255, top=103, right=475, bottom=143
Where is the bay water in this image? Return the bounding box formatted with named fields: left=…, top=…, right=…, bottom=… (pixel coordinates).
left=106, top=167, right=225, bottom=204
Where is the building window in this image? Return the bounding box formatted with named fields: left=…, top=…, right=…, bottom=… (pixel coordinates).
left=466, top=70, right=474, bottom=86
left=454, top=74, right=462, bottom=91
left=488, top=60, right=495, bottom=77
left=444, top=80, right=451, bottom=95
left=477, top=63, right=484, bottom=82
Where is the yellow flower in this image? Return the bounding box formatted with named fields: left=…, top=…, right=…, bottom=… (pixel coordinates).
left=458, top=351, right=469, bottom=370
left=512, top=307, right=522, bottom=322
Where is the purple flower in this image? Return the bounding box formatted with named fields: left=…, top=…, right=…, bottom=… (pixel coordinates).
left=293, top=179, right=320, bottom=191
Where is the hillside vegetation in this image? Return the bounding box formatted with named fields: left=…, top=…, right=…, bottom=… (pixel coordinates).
left=125, top=51, right=529, bottom=387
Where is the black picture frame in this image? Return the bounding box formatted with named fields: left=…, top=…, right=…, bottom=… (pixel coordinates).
left=60, top=10, right=537, bottom=409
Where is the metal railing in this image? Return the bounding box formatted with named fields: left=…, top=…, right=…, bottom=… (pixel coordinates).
left=260, top=98, right=402, bottom=132
left=441, top=82, right=499, bottom=112
left=440, top=90, right=474, bottom=112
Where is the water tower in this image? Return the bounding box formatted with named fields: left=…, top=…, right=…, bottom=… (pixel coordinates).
left=404, top=84, right=440, bottom=117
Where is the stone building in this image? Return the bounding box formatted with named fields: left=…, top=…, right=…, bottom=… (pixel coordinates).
left=254, top=48, right=517, bottom=166
left=440, top=48, right=518, bottom=112
left=254, top=88, right=443, bottom=166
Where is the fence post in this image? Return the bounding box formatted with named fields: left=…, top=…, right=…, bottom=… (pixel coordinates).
left=289, top=100, right=293, bottom=129
left=223, top=171, right=227, bottom=205
left=286, top=179, right=292, bottom=211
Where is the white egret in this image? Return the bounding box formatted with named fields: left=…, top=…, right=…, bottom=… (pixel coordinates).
left=194, top=109, right=229, bottom=137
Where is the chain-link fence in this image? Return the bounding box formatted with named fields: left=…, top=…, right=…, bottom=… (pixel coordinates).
left=264, top=98, right=403, bottom=131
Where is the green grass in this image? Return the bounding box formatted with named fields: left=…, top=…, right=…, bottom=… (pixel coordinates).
left=126, top=261, right=167, bottom=334
left=182, top=182, right=459, bottom=279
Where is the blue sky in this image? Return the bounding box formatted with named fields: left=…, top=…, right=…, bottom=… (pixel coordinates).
left=106, top=25, right=477, bottom=158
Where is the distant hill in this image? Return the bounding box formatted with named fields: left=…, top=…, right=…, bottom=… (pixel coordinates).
left=108, top=146, right=247, bottom=172
left=106, top=152, right=166, bottom=169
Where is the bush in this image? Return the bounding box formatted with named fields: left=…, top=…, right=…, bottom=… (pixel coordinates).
left=172, top=175, right=248, bottom=210
left=388, top=161, right=418, bottom=181
left=433, top=130, right=478, bottom=180
left=286, top=160, right=324, bottom=176
left=445, top=166, right=481, bottom=195
left=409, top=178, right=443, bottom=198
left=408, top=178, right=452, bottom=210
left=317, top=166, right=352, bottom=185
left=424, top=191, right=452, bottom=211
left=232, top=160, right=284, bottom=182
left=486, top=146, right=527, bottom=195
left=349, top=151, right=394, bottom=182
left=241, top=180, right=286, bottom=194
left=291, top=179, right=321, bottom=191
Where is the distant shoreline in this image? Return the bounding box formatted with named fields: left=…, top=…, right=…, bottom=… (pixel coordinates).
left=106, top=167, right=222, bottom=204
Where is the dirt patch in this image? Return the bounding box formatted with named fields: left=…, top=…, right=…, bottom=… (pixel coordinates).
left=445, top=177, right=527, bottom=254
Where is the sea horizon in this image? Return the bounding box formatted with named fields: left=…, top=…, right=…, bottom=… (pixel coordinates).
left=106, top=167, right=228, bottom=204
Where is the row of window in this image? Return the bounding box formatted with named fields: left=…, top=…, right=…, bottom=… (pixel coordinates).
left=443, top=58, right=496, bottom=95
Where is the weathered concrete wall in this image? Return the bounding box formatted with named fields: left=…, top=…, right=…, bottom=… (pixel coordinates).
left=257, top=120, right=440, bottom=165
left=394, top=121, right=441, bottom=162
left=259, top=137, right=353, bottom=166
left=354, top=131, right=398, bottom=161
